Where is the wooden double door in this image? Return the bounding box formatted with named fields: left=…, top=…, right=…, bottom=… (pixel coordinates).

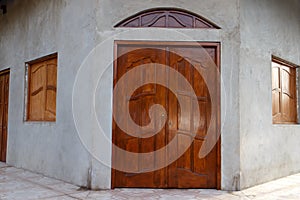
left=112, top=42, right=220, bottom=189
left=0, top=70, right=9, bottom=162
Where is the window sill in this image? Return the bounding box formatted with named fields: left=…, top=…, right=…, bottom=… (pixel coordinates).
left=272, top=123, right=299, bottom=127
left=24, top=121, right=56, bottom=126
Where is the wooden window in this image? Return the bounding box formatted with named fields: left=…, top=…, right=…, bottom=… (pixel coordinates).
left=272, top=57, right=298, bottom=124
left=115, top=8, right=220, bottom=29
left=27, top=55, right=57, bottom=121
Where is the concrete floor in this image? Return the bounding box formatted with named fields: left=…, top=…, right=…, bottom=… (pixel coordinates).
left=0, top=162, right=300, bottom=199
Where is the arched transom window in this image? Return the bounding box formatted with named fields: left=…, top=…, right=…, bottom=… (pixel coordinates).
left=115, top=8, right=220, bottom=29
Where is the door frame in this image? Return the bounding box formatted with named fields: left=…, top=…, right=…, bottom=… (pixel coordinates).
left=111, top=41, right=221, bottom=189
left=0, top=68, right=10, bottom=163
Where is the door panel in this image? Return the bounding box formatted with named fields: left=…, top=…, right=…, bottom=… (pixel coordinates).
left=113, top=47, right=168, bottom=187
left=167, top=47, right=217, bottom=188
left=0, top=70, right=9, bottom=162
left=112, top=42, right=220, bottom=188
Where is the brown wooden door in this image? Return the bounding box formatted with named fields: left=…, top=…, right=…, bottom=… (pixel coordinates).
left=113, top=47, right=168, bottom=187
left=112, top=42, right=220, bottom=189
left=167, top=47, right=219, bottom=188
left=0, top=70, right=9, bottom=162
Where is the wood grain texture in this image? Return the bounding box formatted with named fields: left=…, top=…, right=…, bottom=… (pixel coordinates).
left=115, top=8, right=220, bottom=29
left=0, top=70, right=9, bottom=162
left=112, top=42, right=220, bottom=189
left=27, top=57, right=57, bottom=121
left=272, top=59, right=297, bottom=124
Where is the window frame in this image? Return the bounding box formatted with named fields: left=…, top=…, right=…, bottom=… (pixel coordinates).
left=25, top=53, right=58, bottom=122
left=271, top=56, right=299, bottom=125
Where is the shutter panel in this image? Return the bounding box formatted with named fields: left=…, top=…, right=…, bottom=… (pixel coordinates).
left=272, top=63, right=281, bottom=123
left=272, top=59, right=297, bottom=124
left=45, top=58, right=57, bottom=121
left=29, top=62, right=47, bottom=120
left=27, top=56, right=57, bottom=121
left=281, top=66, right=297, bottom=123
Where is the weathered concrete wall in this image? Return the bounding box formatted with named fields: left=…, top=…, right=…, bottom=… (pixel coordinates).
left=1, top=0, right=241, bottom=190
left=239, top=0, right=300, bottom=189
left=0, top=0, right=98, bottom=187
left=82, top=0, right=242, bottom=190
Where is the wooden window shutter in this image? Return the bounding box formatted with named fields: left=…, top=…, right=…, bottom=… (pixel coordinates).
left=27, top=56, right=57, bottom=121
left=272, top=62, right=281, bottom=122
left=45, top=58, right=57, bottom=121
left=272, top=58, right=298, bottom=124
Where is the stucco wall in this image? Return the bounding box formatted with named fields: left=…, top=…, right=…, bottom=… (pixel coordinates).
left=0, top=0, right=97, bottom=187
left=239, top=0, right=300, bottom=189
left=0, top=0, right=241, bottom=190
left=80, top=0, right=242, bottom=190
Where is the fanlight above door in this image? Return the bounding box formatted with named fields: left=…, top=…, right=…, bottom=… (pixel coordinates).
left=115, top=8, right=220, bottom=29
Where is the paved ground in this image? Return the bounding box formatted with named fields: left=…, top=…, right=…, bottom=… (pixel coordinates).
left=0, top=162, right=300, bottom=199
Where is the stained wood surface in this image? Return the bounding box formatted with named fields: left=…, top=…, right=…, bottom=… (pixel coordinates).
left=115, top=9, right=219, bottom=29
left=272, top=60, right=297, bottom=124
left=27, top=58, right=57, bottom=121
left=112, top=42, right=220, bottom=188
left=0, top=70, right=9, bottom=162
